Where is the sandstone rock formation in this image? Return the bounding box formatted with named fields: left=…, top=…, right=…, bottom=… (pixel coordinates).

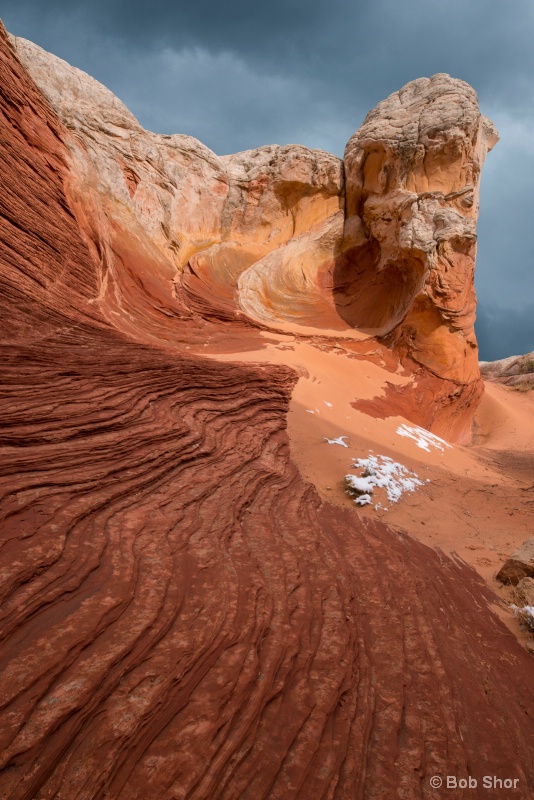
left=480, top=350, right=534, bottom=390
left=2, top=21, right=534, bottom=800
left=497, top=538, right=534, bottom=584
left=516, top=577, right=534, bottom=606
left=9, top=34, right=498, bottom=442
left=9, top=31, right=344, bottom=333
left=343, top=75, right=498, bottom=383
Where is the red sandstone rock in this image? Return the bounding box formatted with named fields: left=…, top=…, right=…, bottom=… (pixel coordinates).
left=11, top=34, right=497, bottom=442
left=2, top=21, right=534, bottom=800
left=497, top=539, right=534, bottom=585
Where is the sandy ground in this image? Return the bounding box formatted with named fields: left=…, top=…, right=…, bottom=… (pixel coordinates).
left=204, top=331, right=534, bottom=648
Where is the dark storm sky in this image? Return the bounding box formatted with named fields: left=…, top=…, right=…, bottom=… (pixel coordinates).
left=2, top=0, right=533, bottom=360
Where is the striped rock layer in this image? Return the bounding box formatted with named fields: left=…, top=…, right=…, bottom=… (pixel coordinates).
left=1, top=24, right=533, bottom=800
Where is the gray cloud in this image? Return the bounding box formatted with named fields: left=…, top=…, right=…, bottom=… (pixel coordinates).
left=2, top=0, right=533, bottom=360
left=476, top=305, right=534, bottom=362
left=5, top=0, right=533, bottom=114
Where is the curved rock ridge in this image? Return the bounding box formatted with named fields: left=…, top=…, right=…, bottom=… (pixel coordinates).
left=10, top=34, right=497, bottom=438
left=9, top=30, right=343, bottom=316
left=9, top=36, right=500, bottom=445
left=3, top=22, right=534, bottom=800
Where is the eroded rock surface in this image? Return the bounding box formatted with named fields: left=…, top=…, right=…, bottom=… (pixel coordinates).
left=10, top=35, right=498, bottom=443
left=516, top=578, right=534, bottom=606
left=343, top=74, right=498, bottom=382
left=497, top=539, right=534, bottom=585
left=481, top=351, right=534, bottom=390
left=2, top=23, right=533, bottom=800
left=9, top=33, right=343, bottom=326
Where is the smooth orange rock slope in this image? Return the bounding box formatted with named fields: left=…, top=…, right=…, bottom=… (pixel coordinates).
left=1, top=22, right=533, bottom=800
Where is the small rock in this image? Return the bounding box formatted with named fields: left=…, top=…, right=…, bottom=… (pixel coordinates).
left=496, top=539, right=534, bottom=585
left=515, top=577, right=534, bottom=606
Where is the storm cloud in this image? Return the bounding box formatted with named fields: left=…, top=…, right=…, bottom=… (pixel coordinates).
left=2, top=0, right=533, bottom=360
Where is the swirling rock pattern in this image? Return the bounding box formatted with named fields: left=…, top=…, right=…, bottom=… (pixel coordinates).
left=10, top=33, right=499, bottom=442
left=2, top=23, right=534, bottom=800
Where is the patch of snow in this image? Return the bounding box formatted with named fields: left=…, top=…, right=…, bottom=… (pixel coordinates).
left=306, top=410, right=315, bottom=414
left=323, top=401, right=333, bottom=407
left=396, top=423, right=452, bottom=453
left=324, top=436, right=349, bottom=448
left=511, top=604, right=534, bottom=631
left=345, top=454, right=424, bottom=508
left=517, top=605, right=534, bottom=622
left=346, top=475, right=375, bottom=493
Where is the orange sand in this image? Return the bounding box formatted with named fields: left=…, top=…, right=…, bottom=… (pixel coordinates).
left=204, top=332, right=534, bottom=643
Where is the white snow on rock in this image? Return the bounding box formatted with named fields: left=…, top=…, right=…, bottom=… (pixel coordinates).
left=345, top=454, right=424, bottom=508
left=323, top=401, right=333, bottom=408
left=324, top=436, right=349, bottom=447
left=396, top=424, right=452, bottom=453
left=511, top=604, right=534, bottom=631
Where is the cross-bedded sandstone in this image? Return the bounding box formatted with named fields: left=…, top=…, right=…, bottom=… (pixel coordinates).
left=2, top=23, right=533, bottom=800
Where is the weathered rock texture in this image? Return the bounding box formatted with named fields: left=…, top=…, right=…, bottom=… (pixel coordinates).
left=343, top=75, right=498, bottom=383
left=497, top=539, right=534, bottom=585
left=9, top=35, right=498, bottom=442
left=481, top=351, right=534, bottom=390
left=516, top=578, right=534, bottom=606
left=2, top=23, right=533, bottom=800
left=9, top=32, right=344, bottom=333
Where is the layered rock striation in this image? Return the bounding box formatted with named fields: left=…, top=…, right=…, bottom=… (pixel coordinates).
left=480, top=351, right=534, bottom=390
left=10, top=34, right=498, bottom=441
left=2, top=22, right=533, bottom=800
